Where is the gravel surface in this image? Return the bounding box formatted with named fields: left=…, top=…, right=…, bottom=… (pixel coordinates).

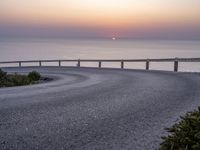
left=0, top=67, right=200, bottom=150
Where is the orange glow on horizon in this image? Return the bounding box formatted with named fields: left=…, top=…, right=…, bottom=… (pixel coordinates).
left=0, top=0, right=200, bottom=32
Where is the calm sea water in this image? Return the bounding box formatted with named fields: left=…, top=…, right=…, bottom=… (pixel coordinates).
left=0, top=38, right=200, bottom=72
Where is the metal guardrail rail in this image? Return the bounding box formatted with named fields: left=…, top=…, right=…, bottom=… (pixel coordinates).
left=1, top=58, right=200, bottom=72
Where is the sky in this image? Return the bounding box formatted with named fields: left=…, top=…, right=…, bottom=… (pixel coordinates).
left=0, top=0, right=200, bottom=39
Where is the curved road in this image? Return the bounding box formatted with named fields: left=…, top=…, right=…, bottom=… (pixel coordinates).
left=1, top=67, right=200, bottom=150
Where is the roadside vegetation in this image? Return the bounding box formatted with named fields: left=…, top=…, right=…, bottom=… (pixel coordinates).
left=160, top=107, right=200, bottom=150
left=0, top=69, right=41, bottom=87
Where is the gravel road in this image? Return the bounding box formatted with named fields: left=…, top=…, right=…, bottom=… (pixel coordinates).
left=1, top=67, right=200, bottom=150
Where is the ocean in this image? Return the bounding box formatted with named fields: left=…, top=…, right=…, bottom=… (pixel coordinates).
left=0, top=38, right=200, bottom=72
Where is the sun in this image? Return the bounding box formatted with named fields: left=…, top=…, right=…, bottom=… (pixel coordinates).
left=112, top=37, right=116, bottom=40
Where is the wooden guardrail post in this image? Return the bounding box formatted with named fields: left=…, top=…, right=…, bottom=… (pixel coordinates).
left=174, top=58, right=178, bottom=72
left=19, top=61, right=22, bottom=67
left=58, top=60, right=61, bottom=67
left=99, top=61, right=102, bottom=68
left=77, top=59, right=80, bottom=67
left=146, top=59, right=149, bottom=70
left=121, top=60, right=124, bottom=69
left=39, top=61, right=42, bottom=67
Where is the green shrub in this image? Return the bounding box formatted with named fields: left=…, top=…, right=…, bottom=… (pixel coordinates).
left=28, top=71, right=41, bottom=81
left=0, top=69, right=7, bottom=78
left=160, top=107, right=200, bottom=150
left=0, top=69, right=8, bottom=87
left=0, top=70, right=41, bottom=87
left=9, top=75, right=31, bottom=86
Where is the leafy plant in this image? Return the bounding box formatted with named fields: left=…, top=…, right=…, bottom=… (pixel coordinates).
left=9, top=75, right=31, bottom=86
left=28, top=71, right=41, bottom=81
left=160, top=107, right=200, bottom=150
left=0, top=69, right=7, bottom=78
left=0, top=69, right=41, bottom=87
left=0, top=69, right=8, bottom=87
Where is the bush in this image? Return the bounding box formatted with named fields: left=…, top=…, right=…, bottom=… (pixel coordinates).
left=9, top=74, right=31, bottom=86
left=0, top=69, right=7, bottom=78
left=160, top=107, right=200, bottom=150
left=0, top=69, right=8, bottom=87
left=0, top=69, right=41, bottom=87
left=28, top=71, right=41, bottom=81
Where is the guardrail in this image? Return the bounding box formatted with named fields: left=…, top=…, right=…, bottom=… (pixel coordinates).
left=0, top=58, right=200, bottom=72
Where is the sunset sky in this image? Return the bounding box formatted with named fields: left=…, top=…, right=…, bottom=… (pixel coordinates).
left=0, top=0, right=200, bottom=39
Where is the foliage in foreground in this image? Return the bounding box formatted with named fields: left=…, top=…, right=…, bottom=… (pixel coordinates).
left=0, top=69, right=41, bottom=87
left=160, top=107, right=200, bottom=150
left=28, top=71, right=41, bottom=81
